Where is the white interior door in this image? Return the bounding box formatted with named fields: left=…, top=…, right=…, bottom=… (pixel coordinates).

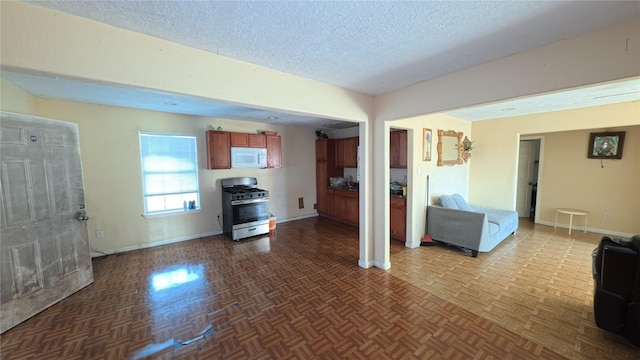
left=0, top=112, right=93, bottom=333
left=516, top=140, right=536, bottom=217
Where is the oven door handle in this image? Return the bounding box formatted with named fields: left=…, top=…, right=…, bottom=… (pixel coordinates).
left=231, top=198, right=269, bottom=205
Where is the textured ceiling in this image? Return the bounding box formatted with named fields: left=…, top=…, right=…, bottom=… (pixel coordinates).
left=4, top=1, right=640, bottom=128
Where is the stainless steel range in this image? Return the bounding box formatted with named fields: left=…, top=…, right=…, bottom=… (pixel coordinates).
left=221, top=177, right=270, bottom=241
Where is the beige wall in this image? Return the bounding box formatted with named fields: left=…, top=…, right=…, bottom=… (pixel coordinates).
left=1, top=90, right=318, bottom=254
left=0, top=1, right=372, bottom=124
left=469, top=102, right=639, bottom=236
left=3, top=1, right=640, bottom=267
left=1, top=79, right=34, bottom=114
left=533, top=126, right=639, bottom=236
left=390, top=114, right=472, bottom=247
left=375, top=16, right=640, bottom=122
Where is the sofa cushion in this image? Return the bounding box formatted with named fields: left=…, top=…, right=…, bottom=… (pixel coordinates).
left=451, top=194, right=475, bottom=212
left=486, top=209, right=518, bottom=228
left=439, top=195, right=458, bottom=209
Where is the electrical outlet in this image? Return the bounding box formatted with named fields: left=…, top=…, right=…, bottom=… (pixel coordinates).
left=298, top=197, right=304, bottom=209
left=96, top=229, right=104, bottom=238
left=314, top=203, right=317, bottom=209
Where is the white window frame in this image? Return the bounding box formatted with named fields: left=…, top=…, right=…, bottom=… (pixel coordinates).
left=139, top=132, right=200, bottom=215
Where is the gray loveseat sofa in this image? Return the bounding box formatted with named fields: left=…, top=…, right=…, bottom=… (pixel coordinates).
left=427, top=194, right=519, bottom=257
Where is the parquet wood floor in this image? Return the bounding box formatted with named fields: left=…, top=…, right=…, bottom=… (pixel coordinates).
left=1, top=217, right=638, bottom=359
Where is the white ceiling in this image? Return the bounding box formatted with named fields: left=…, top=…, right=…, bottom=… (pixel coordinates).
left=3, top=1, right=640, bottom=128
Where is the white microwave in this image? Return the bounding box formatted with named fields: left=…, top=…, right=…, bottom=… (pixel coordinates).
left=231, top=147, right=267, bottom=168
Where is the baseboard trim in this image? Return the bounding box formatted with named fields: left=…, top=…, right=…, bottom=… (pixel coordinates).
left=405, top=241, right=421, bottom=249
left=91, top=214, right=321, bottom=258
left=373, top=260, right=391, bottom=270
left=537, top=220, right=635, bottom=238
left=277, top=213, right=318, bottom=224
left=91, top=229, right=223, bottom=258
left=358, top=259, right=373, bottom=269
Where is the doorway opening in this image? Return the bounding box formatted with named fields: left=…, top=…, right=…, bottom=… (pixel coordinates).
left=517, top=138, right=542, bottom=222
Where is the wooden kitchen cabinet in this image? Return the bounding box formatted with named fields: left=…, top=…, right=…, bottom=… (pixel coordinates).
left=316, top=139, right=342, bottom=217
left=266, top=135, right=282, bottom=168
left=230, top=132, right=266, bottom=148
left=343, top=191, right=359, bottom=224
left=390, top=130, right=407, bottom=169
left=206, top=131, right=231, bottom=169
left=331, top=189, right=359, bottom=225
left=316, top=162, right=328, bottom=213
left=335, top=138, right=345, bottom=168
left=390, top=196, right=406, bottom=241
left=249, top=134, right=266, bottom=148
left=335, top=137, right=358, bottom=168
left=316, top=139, right=329, bottom=161
left=334, top=192, right=347, bottom=218
left=343, top=137, right=358, bottom=168
left=326, top=188, right=335, bottom=217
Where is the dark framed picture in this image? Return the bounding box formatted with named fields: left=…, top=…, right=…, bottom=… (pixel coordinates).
left=587, top=131, right=625, bottom=159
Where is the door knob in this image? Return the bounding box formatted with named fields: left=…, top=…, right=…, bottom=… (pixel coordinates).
left=75, top=210, right=89, bottom=221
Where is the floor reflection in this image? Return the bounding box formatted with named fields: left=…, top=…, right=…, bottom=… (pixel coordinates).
left=151, top=265, right=203, bottom=292
left=144, top=263, right=209, bottom=358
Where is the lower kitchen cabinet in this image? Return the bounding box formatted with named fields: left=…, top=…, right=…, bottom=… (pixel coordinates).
left=390, top=197, right=406, bottom=241
left=326, top=189, right=335, bottom=217
left=345, top=194, right=359, bottom=224
left=323, top=188, right=358, bottom=226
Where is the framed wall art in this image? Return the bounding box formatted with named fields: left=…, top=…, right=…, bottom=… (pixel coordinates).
left=423, top=128, right=432, bottom=161
left=587, top=131, right=625, bottom=159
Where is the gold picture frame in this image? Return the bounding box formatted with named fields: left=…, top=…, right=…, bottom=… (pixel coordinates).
left=423, top=128, right=432, bottom=161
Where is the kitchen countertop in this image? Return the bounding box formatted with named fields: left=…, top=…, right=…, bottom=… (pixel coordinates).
left=329, top=185, right=359, bottom=192
left=329, top=185, right=406, bottom=199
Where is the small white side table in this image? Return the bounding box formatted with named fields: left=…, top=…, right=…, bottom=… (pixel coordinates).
left=555, top=208, right=589, bottom=235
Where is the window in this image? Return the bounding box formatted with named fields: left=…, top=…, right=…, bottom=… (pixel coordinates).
left=139, top=133, right=200, bottom=215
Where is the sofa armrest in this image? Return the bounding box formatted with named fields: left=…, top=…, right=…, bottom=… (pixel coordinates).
left=427, top=205, right=488, bottom=251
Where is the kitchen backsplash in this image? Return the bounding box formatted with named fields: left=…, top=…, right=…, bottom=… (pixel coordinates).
left=390, top=168, right=408, bottom=184
left=340, top=168, right=407, bottom=184
left=343, top=168, right=358, bottom=182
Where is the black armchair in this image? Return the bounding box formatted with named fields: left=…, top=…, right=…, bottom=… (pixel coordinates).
left=592, top=235, right=640, bottom=346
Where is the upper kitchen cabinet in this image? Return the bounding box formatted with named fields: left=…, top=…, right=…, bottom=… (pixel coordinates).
left=266, top=135, right=282, bottom=168
left=335, top=136, right=358, bottom=168
left=335, top=139, right=345, bottom=168
left=316, top=139, right=330, bottom=161
left=390, top=130, right=407, bottom=169
left=343, top=137, right=358, bottom=168
left=206, top=131, right=231, bottom=169
left=230, top=132, right=266, bottom=148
